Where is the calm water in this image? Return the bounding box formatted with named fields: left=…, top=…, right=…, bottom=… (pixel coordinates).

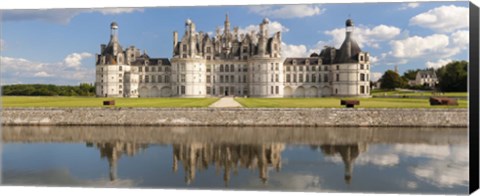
left=1, top=126, right=469, bottom=194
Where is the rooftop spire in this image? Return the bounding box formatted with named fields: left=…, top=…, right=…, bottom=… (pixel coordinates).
left=224, top=13, right=230, bottom=34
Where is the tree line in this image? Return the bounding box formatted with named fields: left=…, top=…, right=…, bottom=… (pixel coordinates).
left=2, top=83, right=96, bottom=96
left=378, top=60, right=468, bottom=92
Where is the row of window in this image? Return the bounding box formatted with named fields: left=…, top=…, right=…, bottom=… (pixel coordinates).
left=215, top=75, right=248, bottom=83
left=139, top=66, right=171, bottom=72
left=286, top=65, right=327, bottom=72
left=217, top=64, right=248, bottom=72
left=140, top=75, right=171, bottom=83
left=286, top=74, right=328, bottom=83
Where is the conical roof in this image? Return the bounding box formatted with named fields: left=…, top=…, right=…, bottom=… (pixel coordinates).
left=335, top=35, right=361, bottom=63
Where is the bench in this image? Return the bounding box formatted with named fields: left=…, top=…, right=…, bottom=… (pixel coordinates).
left=103, top=100, right=115, bottom=106
left=340, top=100, right=360, bottom=108
left=429, top=97, right=458, bottom=106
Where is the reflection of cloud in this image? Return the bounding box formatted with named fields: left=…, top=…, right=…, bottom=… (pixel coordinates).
left=394, top=144, right=451, bottom=160
left=395, top=144, right=469, bottom=188
left=3, top=168, right=137, bottom=187
left=247, top=172, right=338, bottom=192
left=409, top=159, right=468, bottom=188
left=325, top=152, right=399, bottom=167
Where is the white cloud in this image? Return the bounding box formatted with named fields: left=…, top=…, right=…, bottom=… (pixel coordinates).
left=63, top=52, right=92, bottom=68
left=451, top=30, right=469, bottom=49
left=281, top=42, right=308, bottom=58
left=2, top=8, right=144, bottom=24
left=371, top=72, right=383, bottom=81
left=383, top=29, right=468, bottom=66
left=409, top=5, right=469, bottom=33
left=388, top=34, right=459, bottom=59
left=399, top=2, right=420, bottom=10
left=0, top=56, right=45, bottom=71
left=249, top=5, right=325, bottom=19
left=324, top=24, right=401, bottom=48
left=426, top=59, right=453, bottom=69
left=237, top=20, right=289, bottom=36
left=34, top=71, right=53, bottom=77
left=1, top=52, right=94, bottom=84
left=369, top=56, right=379, bottom=65
left=95, top=8, right=143, bottom=15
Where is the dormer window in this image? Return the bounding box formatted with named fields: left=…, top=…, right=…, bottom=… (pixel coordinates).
left=292, top=59, right=297, bottom=65
left=305, top=59, right=310, bottom=65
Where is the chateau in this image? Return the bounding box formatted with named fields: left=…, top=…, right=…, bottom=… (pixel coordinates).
left=95, top=16, right=371, bottom=98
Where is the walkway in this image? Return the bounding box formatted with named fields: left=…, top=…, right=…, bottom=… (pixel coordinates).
left=209, top=97, right=243, bottom=108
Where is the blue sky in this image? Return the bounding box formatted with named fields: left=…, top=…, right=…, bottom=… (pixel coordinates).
left=0, top=2, right=470, bottom=85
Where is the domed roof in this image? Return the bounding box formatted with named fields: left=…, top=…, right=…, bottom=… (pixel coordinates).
left=185, top=18, right=192, bottom=25
left=262, top=18, right=270, bottom=24
left=345, top=19, right=353, bottom=27
left=310, top=52, right=319, bottom=57
left=111, top=21, right=118, bottom=29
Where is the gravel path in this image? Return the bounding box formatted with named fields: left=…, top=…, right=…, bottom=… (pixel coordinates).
left=209, top=97, right=243, bottom=108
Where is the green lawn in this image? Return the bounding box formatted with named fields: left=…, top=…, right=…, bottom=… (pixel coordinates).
left=371, top=90, right=468, bottom=97
left=235, top=97, right=468, bottom=108
left=1, top=96, right=219, bottom=108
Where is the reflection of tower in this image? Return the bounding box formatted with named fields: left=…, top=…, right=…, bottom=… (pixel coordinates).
left=87, top=142, right=148, bottom=182
left=172, top=143, right=285, bottom=186
left=318, top=144, right=367, bottom=184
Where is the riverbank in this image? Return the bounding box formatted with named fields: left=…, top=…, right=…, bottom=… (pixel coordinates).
left=1, top=108, right=468, bottom=127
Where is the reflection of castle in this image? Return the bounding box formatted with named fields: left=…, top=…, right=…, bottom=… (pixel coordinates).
left=84, top=140, right=367, bottom=186
left=172, top=143, right=285, bottom=186
left=86, top=142, right=149, bottom=181
left=312, top=144, right=368, bottom=184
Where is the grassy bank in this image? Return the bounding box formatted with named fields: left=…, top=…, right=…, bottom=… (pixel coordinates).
left=371, top=90, right=468, bottom=97
left=235, top=97, right=468, bottom=108
left=1, top=96, right=219, bottom=108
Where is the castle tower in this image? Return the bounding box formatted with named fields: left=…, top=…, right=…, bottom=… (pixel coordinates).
left=110, top=22, right=120, bottom=55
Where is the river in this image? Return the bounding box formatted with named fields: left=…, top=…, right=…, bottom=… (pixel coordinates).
left=1, top=126, right=469, bottom=194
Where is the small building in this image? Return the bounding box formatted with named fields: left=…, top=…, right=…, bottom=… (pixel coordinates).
left=410, top=70, right=438, bottom=88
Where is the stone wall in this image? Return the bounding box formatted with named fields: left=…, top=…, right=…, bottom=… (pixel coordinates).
left=1, top=108, right=467, bottom=127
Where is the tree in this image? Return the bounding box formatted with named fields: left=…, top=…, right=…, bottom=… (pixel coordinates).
left=402, top=69, right=419, bottom=80
left=436, top=61, right=468, bottom=92
left=379, top=70, right=404, bottom=90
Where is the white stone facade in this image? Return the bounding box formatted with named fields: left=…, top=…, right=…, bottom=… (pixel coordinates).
left=95, top=17, right=370, bottom=98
